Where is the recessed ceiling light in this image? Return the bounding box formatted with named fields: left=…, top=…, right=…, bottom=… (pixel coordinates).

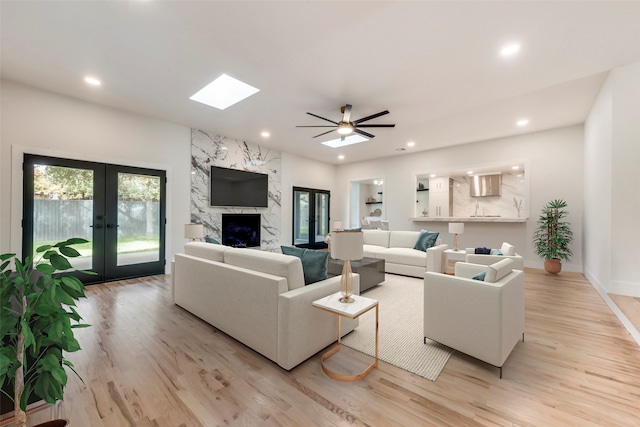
left=261, top=131, right=270, bottom=138
left=512, top=166, right=520, bottom=170
left=84, top=76, right=101, bottom=86
left=322, top=135, right=368, bottom=148
left=467, top=171, right=474, bottom=175
left=338, top=155, right=345, bottom=160
left=516, top=119, right=529, bottom=127
left=407, top=141, right=415, bottom=147
left=517, top=174, right=523, bottom=178
left=220, top=146, right=228, bottom=150
left=501, top=43, right=521, bottom=56
left=430, top=174, right=436, bottom=178
left=190, top=73, right=259, bottom=110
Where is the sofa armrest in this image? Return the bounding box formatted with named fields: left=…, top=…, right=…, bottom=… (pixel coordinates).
left=426, top=244, right=448, bottom=273
left=277, top=274, right=360, bottom=370
left=454, top=262, right=489, bottom=279
left=465, top=254, right=524, bottom=270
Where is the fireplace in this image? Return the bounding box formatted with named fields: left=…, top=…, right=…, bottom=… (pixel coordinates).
left=222, top=214, right=261, bottom=248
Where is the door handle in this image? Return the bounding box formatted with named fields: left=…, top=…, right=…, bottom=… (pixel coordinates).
left=90, top=224, right=103, bottom=229
left=106, top=224, right=119, bottom=229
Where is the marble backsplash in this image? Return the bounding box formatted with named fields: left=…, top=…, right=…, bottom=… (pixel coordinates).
left=452, top=173, right=525, bottom=218
left=190, top=129, right=282, bottom=251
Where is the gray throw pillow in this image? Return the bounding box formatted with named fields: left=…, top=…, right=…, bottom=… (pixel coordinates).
left=413, top=229, right=439, bottom=252
left=281, top=246, right=329, bottom=285
left=472, top=271, right=487, bottom=281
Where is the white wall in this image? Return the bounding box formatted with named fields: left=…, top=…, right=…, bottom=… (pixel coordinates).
left=335, top=125, right=585, bottom=271
left=280, top=152, right=336, bottom=246
left=585, top=61, right=640, bottom=296
left=0, top=80, right=192, bottom=271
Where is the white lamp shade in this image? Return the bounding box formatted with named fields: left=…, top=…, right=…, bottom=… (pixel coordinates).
left=332, top=220, right=344, bottom=231
left=330, top=231, right=363, bottom=260
left=185, top=223, right=204, bottom=239
left=448, top=223, right=464, bottom=234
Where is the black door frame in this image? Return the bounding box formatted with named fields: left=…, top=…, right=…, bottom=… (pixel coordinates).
left=292, top=186, right=330, bottom=249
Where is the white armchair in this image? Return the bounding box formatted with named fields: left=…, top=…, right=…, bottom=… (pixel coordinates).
left=424, top=258, right=524, bottom=377
left=465, top=242, right=524, bottom=270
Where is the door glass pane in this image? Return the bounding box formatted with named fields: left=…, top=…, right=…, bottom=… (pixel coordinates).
left=315, top=192, right=329, bottom=242
left=116, top=173, right=160, bottom=266
left=293, top=190, right=310, bottom=245
left=32, top=164, right=93, bottom=270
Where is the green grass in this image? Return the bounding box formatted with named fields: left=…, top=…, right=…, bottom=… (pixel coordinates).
left=35, top=235, right=160, bottom=258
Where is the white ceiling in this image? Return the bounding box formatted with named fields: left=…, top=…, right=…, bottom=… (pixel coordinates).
left=2, top=1, right=639, bottom=165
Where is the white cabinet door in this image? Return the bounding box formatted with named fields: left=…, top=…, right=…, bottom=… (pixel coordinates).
left=429, top=192, right=451, bottom=217
left=429, top=177, right=449, bottom=193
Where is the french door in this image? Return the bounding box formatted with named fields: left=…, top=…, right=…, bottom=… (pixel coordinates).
left=293, top=187, right=330, bottom=248
left=23, top=155, right=166, bottom=283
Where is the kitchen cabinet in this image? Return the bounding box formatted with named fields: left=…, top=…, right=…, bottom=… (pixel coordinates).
left=429, top=177, right=452, bottom=217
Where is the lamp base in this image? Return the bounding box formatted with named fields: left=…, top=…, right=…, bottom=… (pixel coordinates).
left=340, top=259, right=355, bottom=303
left=453, top=234, right=459, bottom=252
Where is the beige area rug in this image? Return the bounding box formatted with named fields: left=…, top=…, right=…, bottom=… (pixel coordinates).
left=340, top=274, right=452, bottom=381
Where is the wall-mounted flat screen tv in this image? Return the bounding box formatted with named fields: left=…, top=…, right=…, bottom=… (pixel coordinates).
left=210, top=166, right=269, bottom=207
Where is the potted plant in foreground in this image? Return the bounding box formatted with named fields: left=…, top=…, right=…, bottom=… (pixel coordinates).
left=533, top=199, right=573, bottom=274
left=1, top=238, right=94, bottom=427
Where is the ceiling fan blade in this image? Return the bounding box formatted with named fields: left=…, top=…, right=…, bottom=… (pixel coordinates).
left=354, top=129, right=375, bottom=139
left=353, top=110, right=390, bottom=124
left=357, top=124, right=396, bottom=128
left=342, top=104, right=352, bottom=122
left=296, top=125, right=337, bottom=128
left=306, top=112, right=338, bottom=125
left=313, top=129, right=336, bottom=138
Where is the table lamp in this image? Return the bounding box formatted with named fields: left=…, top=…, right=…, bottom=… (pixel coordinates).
left=448, top=222, right=464, bottom=251
left=184, top=223, right=204, bottom=242
left=330, top=230, right=364, bottom=303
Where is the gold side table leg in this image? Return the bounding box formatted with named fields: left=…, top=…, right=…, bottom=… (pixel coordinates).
left=321, top=305, right=378, bottom=382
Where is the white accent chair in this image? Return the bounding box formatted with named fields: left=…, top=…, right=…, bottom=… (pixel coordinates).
left=424, top=258, right=525, bottom=377
left=465, top=242, right=524, bottom=270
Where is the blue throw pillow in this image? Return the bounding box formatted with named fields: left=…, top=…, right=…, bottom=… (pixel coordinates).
left=493, top=249, right=503, bottom=256
left=414, top=229, right=439, bottom=252
left=205, top=236, right=221, bottom=244
left=281, top=246, right=329, bottom=285
left=472, top=271, right=486, bottom=281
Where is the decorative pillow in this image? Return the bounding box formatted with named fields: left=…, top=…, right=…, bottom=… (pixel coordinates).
left=281, top=246, right=329, bottom=285
left=472, top=271, right=486, bottom=281
left=474, top=247, right=491, bottom=255
left=205, top=236, right=221, bottom=245
left=413, top=230, right=439, bottom=252
left=491, top=249, right=504, bottom=256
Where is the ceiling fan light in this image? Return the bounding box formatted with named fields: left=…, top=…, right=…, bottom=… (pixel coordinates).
left=337, top=123, right=354, bottom=135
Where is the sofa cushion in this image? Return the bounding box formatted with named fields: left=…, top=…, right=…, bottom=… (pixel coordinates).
left=413, top=230, right=439, bottom=251
left=379, top=248, right=427, bottom=267
left=204, top=235, right=222, bottom=244
left=362, top=230, right=390, bottom=247
left=390, top=230, right=422, bottom=249
left=484, top=258, right=514, bottom=283
left=363, top=244, right=385, bottom=258
left=281, top=246, right=328, bottom=285
left=500, top=242, right=516, bottom=256
left=224, top=248, right=306, bottom=291
left=184, top=241, right=230, bottom=262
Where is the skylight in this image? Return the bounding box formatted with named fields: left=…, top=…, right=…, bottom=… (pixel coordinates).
left=190, top=74, right=260, bottom=110
left=321, top=135, right=368, bottom=148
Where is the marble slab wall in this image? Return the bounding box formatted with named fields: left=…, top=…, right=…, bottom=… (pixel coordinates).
left=452, top=173, right=525, bottom=218
left=190, top=129, right=281, bottom=251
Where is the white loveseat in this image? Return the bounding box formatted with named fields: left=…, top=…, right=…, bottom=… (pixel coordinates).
left=424, top=258, right=524, bottom=376
left=464, top=241, right=524, bottom=270
left=171, top=242, right=358, bottom=370
left=362, top=229, right=448, bottom=277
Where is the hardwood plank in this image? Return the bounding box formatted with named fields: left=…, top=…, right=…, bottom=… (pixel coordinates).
left=12, top=269, right=640, bottom=426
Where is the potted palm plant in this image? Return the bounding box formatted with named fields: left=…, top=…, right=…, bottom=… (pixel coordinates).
left=1, top=238, right=94, bottom=427
left=533, top=199, right=573, bottom=274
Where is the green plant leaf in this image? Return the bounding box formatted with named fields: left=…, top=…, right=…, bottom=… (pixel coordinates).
left=35, top=245, right=52, bottom=253
left=0, top=253, right=16, bottom=261
left=49, top=253, right=72, bottom=271
left=42, top=250, right=57, bottom=260
left=71, top=323, right=91, bottom=329
left=59, top=246, right=81, bottom=258
left=36, top=263, right=55, bottom=275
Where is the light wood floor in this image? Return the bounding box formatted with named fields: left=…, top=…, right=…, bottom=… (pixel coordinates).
left=13, top=269, right=640, bottom=426
left=609, top=293, right=640, bottom=334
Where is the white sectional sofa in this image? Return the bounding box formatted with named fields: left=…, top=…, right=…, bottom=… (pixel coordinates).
left=171, top=242, right=358, bottom=370
left=362, top=229, right=448, bottom=277
left=464, top=242, right=524, bottom=270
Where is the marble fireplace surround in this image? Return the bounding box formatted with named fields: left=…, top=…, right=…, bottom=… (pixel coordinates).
left=190, top=129, right=282, bottom=251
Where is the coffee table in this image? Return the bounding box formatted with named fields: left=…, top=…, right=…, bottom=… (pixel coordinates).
left=327, top=257, right=385, bottom=293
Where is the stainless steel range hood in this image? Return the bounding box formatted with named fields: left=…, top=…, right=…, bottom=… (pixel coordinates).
left=470, top=174, right=502, bottom=197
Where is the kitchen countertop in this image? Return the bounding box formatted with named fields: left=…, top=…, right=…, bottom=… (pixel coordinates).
left=411, top=216, right=526, bottom=223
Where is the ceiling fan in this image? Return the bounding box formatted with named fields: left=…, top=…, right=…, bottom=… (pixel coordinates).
left=296, top=104, right=395, bottom=139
